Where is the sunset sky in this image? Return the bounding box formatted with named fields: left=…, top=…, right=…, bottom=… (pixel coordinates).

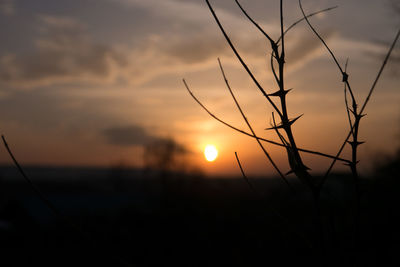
left=0, top=0, right=399, bottom=177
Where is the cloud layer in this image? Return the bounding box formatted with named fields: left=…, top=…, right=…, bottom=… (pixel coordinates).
left=0, top=14, right=125, bottom=87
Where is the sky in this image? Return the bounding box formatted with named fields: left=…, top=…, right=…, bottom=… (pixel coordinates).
left=0, top=0, right=399, bottom=177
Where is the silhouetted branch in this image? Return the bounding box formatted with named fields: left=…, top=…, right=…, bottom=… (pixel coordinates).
left=1, top=135, right=61, bottom=217
left=234, top=152, right=256, bottom=193
left=277, top=6, right=338, bottom=44
left=320, top=28, right=400, bottom=186
left=360, top=29, right=400, bottom=114
left=218, top=58, right=292, bottom=188
left=343, top=59, right=354, bottom=134
left=280, top=0, right=285, bottom=60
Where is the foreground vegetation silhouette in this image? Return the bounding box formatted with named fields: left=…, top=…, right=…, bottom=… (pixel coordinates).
left=184, top=0, right=400, bottom=265
left=0, top=1, right=399, bottom=267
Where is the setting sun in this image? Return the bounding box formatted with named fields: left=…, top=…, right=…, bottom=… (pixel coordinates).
left=204, top=145, right=218, bottom=162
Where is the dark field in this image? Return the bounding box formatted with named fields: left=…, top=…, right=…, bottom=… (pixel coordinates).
left=0, top=163, right=399, bottom=267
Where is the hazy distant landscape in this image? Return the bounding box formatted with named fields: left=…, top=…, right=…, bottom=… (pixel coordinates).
left=0, top=154, right=399, bottom=266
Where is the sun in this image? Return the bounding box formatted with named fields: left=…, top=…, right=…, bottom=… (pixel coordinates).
left=204, top=145, right=218, bottom=162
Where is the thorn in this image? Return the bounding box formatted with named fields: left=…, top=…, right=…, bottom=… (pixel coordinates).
left=265, top=114, right=303, bottom=130
left=265, top=124, right=285, bottom=130
left=356, top=113, right=366, bottom=119
left=346, top=141, right=365, bottom=147
left=268, top=89, right=292, bottom=97
left=342, top=72, right=349, bottom=82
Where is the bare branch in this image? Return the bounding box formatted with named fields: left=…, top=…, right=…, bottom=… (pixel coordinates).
left=360, top=28, right=400, bottom=115
left=234, top=152, right=256, bottom=193
left=343, top=59, right=354, bottom=134
left=277, top=6, right=338, bottom=44
left=218, top=58, right=292, bottom=188
left=1, top=135, right=61, bottom=217
left=280, top=0, right=285, bottom=60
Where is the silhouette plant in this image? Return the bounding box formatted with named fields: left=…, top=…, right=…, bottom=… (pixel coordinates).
left=183, top=0, right=400, bottom=259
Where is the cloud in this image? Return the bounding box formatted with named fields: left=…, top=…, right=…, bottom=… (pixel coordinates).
left=0, top=0, right=356, bottom=89
left=102, top=125, right=159, bottom=146
left=285, top=28, right=336, bottom=66
left=0, top=0, right=14, bottom=16
left=0, top=14, right=126, bottom=88
left=102, top=124, right=189, bottom=155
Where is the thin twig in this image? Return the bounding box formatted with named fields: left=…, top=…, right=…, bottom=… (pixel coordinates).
left=1, top=135, right=61, bottom=217
left=360, top=29, right=400, bottom=114
left=277, top=6, right=338, bottom=44
left=344, top=59, right=354, bottom=134
left=280, top=0, right=285, bottom=60
left=234, top=152, right=256, bottom=193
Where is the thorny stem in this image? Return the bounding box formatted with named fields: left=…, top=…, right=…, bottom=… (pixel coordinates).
left=218, top=59, right=292, bottom=189
left=183, top=79, right=351, bottom=164
left=300, top=1, right=399, bottom=256
left=319, top=26, right=400, bottom=188
left=275, top=0, right=312, bottom=188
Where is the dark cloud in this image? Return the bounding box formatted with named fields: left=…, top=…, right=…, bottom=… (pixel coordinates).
left=102, top=125, right=157, bottom=146
left=102, top=125, right=189, bottom=155
left=0, top=14, right=125, bottom=87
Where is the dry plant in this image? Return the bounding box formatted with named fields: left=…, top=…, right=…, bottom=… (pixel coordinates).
left=183, top=0, right=400, bottom=260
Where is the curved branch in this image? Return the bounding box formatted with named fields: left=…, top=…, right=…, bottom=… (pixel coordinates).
left=277, top=6, right=338, bottom=44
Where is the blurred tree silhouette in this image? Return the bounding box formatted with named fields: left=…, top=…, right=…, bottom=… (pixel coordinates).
left=143, top=137, right=189, bottom=176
